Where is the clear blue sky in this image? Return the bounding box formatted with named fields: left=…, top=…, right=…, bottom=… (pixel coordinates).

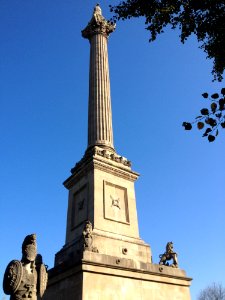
left=1, top=1, right=224, bottom=299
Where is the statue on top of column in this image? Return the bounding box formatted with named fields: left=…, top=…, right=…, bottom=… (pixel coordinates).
left=82, top=4, right=116, bottom=39
left=3, top=234, right=48, bottom=300
left=93, top=3, right=102, bottom=20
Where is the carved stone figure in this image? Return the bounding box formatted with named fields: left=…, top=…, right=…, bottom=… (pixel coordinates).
left=159, top=242, right=178, bottom=268
left=3, top=234, right=48, bottom=300
left=82, top=221, right=98, bottom=253
left=82, top=221, right=93, bottom=250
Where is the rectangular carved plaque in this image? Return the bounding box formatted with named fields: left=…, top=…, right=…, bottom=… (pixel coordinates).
left=103, top=181, right=129, bottom=224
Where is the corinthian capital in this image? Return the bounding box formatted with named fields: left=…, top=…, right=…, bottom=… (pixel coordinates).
left=82, top=4, right=116, bottom=39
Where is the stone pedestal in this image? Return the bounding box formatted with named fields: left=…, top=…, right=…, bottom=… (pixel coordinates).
left=44, top=251, right=191, bottom=300
left=54, top=146, right=151, bottom=269
left=44, top=146, right=192, bottom=300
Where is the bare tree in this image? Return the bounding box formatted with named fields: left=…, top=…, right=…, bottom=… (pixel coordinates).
left=198, top=283, right=225, bottom=300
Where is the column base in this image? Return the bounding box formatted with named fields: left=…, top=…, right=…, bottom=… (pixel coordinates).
left=44, top=251, right=192, bottom=300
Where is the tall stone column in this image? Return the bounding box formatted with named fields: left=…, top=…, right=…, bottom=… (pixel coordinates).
left=82, top=4, right=116, bottom=151
left=44, top=6, right=192, bottom=300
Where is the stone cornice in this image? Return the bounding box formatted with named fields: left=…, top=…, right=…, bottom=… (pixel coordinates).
left=63, top=149, right=139, bottom=189
left=81, top=256, right=192, bottom=284
left=48, top=253, right=192, bottom=286
left=70, top=146, right=133, bottom=174
left=82, top=4, right=116, bottom=39
left=93, top=159, right=139, bottom=181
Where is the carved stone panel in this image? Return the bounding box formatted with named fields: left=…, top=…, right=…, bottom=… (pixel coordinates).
left=103, top=181, right=129, bottom=224
left=71, top=185, right=88, bottom=229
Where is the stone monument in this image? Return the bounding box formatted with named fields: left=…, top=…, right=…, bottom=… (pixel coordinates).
left=44, top=4, right=192, bottom=299
left=3, top=234, right=48, bottom=300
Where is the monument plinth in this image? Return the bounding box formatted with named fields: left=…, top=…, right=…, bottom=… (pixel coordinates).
left=44, top=5, right=192, bottom=300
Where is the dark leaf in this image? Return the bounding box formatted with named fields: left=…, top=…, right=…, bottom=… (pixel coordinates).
left=216, top=113, right=222, bottom=118
left=202, top=128, right=212, bottom=137
left=182, top=122, right=192, bottom=130
left=211, top=102, right=217, bottom=113
left=200, top=108, right=209, bottom=115
left=215, top=129, right=219, bottom=136
left=221, top=122, right=225, bottom=128
left=208, top=118, right=217, bottom=127
left=208, top=135, right=215, bottom=142
left=197, top=122, right=204, bottom=129
left=219, top=99, right=225, bottom=110
left=219, top=104, right=225, bottom=111
left=219, top=99, right=225, bottom=105
left=211, top=93, right=219, bottom=99
left=195, top=116, right=203, bottom=119
left=221, top=88, right=225, bottom=96
left=202, top=93, right=208, bottom=98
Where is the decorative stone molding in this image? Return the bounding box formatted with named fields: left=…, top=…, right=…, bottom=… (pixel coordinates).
left=64, top=156, right=138, bottom=190
left=82, top=4, right=116, bottom=39
left=70, top=147, right=132, bottom=175
left=94, top=147, right=131, bottom=167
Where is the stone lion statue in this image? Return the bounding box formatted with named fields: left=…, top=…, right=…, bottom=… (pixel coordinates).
left=159, top=241, right=178, bottom=268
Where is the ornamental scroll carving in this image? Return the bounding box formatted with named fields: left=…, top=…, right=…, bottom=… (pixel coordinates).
left=3, top=234, right=48, bottom=300
left=82, top=4, right=116, bottom=39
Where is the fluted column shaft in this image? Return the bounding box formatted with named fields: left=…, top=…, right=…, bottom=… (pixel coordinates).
left=82, top=4, right=116, bottom=151
left=88, top=34, right=114, bottom=150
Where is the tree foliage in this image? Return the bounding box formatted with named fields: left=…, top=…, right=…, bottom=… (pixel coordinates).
left=183, top=88, right=225, bottom=141
left=198, top=283, right=225, bottom=300
left=110, top=0, right=225, bottom=141
left=110, top=0, right=225, bottom=81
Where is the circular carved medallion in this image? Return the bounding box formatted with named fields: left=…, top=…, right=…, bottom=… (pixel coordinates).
left=3, top=260, right=23, bottom=295
left=38, top=264, right=48, bottom=298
